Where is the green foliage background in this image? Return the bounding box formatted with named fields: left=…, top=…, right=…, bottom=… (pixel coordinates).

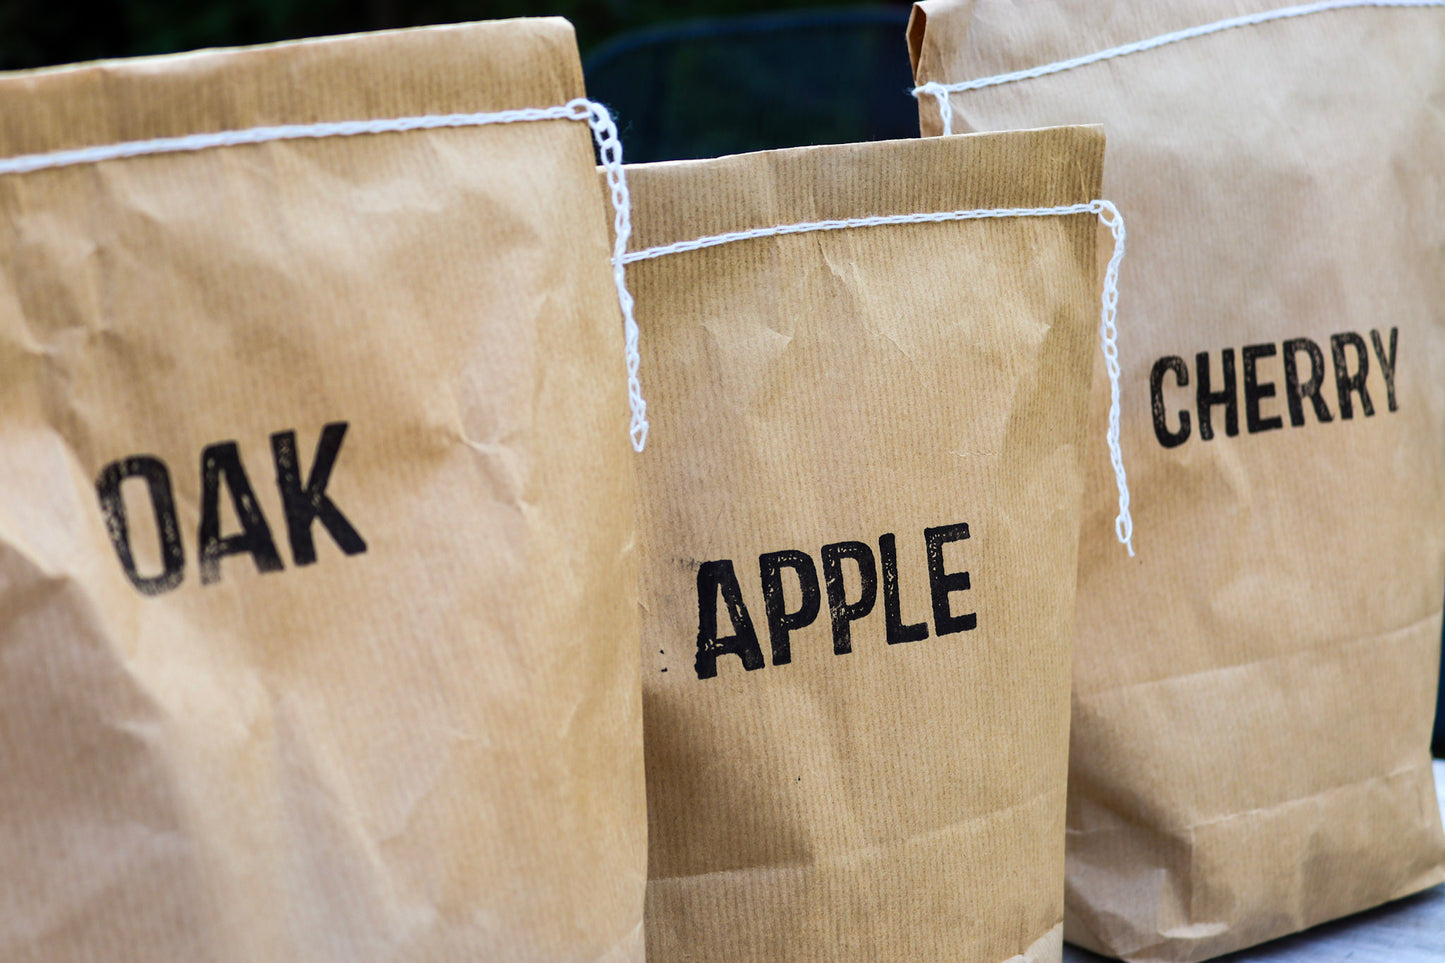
left=0, top=0, right=887, bottom=71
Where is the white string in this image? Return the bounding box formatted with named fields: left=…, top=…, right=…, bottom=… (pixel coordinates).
left=625, top=200, right=1135, bottom=555
left=913, top=0, right=1445, bottom=134
left=0, top=96, right=651, bottom=452
left=622, top=203, right=1096, bottom=263
left=0, top=102, right=590, bottom=175
left=920, top=85, right=955, bottom=139
left=584, top=101, right=649, bottom=452
left=1093, top=200, right=1132, bottom=556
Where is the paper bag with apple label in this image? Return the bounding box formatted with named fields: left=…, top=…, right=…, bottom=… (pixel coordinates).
left=620, top=126, right=1124, bottom=963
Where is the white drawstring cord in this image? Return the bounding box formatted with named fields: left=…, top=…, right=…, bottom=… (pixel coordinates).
left=1092, top=200, right=1132, bottom=555
left=580, top=100, right=649, bottom=452
left=0, top=103, right=589, bottom=175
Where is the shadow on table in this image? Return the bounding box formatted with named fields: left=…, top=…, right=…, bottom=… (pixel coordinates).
left=1062, top=881, right=1445, bottom=963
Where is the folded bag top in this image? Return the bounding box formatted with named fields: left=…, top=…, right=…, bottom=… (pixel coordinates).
left=912, top=3, right=1445, bottom=961
left=0, top=19, right=648, bottom=962
left=620, top=127, right=1112, bottom=963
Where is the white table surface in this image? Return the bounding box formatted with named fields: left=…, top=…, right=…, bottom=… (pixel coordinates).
left=1063, top=760, right=1445, bottom=963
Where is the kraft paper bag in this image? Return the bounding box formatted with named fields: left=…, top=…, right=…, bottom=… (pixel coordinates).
left=621, top=127, right=1108, bottom=962
left=910, top=2, right=1445, bottom=960
left=0, top=19, right=647, bottom=962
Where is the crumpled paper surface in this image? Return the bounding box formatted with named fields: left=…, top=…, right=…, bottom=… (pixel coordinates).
left=912, top=2, right=1445, bottom=960
left=0, top=18, right=645, bottom=962
left=620, top=127, right=1104, bottom=962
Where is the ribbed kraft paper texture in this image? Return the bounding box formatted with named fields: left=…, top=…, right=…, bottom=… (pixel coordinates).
left=911, top=2, right=1445, bottom=960
left=0, top=18, right=645, bottom=962
left=621, top=127, right=1104, bottom=963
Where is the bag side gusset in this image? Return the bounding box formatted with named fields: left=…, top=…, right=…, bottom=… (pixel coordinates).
left=622, top=127, right=1104, bottom=962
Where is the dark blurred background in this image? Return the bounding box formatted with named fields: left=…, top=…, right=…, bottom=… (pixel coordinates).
left=2, top=0, right=1442, bottom=756
left=0, top=0, right=920, bottom=162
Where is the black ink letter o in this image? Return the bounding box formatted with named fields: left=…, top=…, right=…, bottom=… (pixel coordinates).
left=96, top=456, right=185, bottom=596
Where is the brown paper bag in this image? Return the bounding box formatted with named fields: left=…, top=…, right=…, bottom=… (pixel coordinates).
left=910, top=3, right=1445, bottom=960
left=0, top=19, right=647, bottom=961
left=621, top=127, right=1109, bottom=962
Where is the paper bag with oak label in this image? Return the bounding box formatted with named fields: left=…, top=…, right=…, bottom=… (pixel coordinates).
left=0, top=19, right=646, bottom=961
left=622, top=128, right=1105, bottom=963
left=910, top=2, right=1445, bottom=959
